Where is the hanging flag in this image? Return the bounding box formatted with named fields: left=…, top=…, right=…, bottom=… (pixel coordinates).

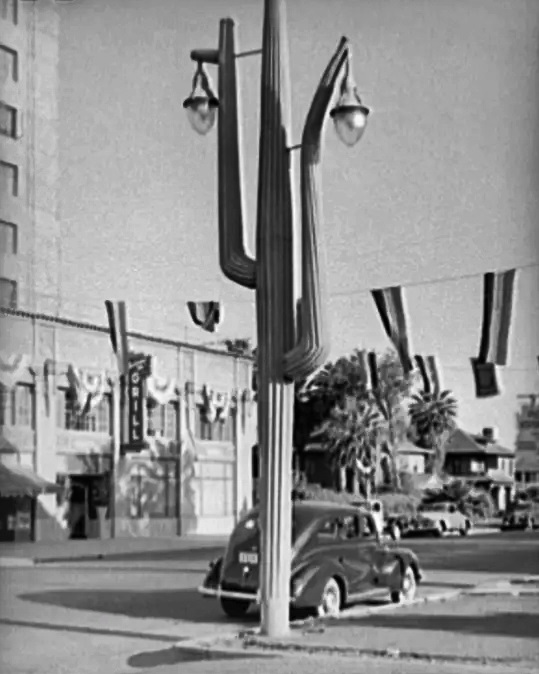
left=414, top=355, right=442, bottom=394
left=186, top=301, right=222, bottom=333
left=477, top=269, right=518, bottom=366
left=371, top=286, right=414, bottom=375
left=105, top=300, right=129, bottom=376
left=357, top=350, right=379, bottom=392
left=471, top=358, right=501, bottom=398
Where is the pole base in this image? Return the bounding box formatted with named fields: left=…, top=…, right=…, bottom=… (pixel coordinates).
left=260, top=597, right=291, bottom=638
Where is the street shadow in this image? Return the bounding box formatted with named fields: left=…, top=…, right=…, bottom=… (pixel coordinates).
left=126, top=645, right=269, bottom=668
left=19, top=587, right=259, bottom=624
left=330, top=611, right=539, bottom=639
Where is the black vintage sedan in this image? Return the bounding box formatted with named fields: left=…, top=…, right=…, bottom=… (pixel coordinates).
left=199, top=501, right=424, bottom=619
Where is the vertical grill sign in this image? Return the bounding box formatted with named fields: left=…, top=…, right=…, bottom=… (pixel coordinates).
left=127, top=354, right=151, bottom=449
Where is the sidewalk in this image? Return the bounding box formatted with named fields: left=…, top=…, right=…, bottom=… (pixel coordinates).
left=178, top=575, right=539, bottom=667
left=0, top=534, right=228, bottom=566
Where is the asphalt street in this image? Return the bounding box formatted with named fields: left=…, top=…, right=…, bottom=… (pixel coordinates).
left=0, top=530, right=537, bottom=674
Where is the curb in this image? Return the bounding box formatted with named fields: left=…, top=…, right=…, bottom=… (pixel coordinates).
left=174, top=577, right=539, bottom=662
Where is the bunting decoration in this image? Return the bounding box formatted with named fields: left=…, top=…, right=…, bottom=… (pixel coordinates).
left=472, top=269, right=518, bottom=398
left=215, top=392, right=232, bottom=422
left=201, top=385, right=218, bottom=422
left=186, top=301, right=222, bottom=333
left=66, top=365, right=106, bottom=415
left=0, top=352, right=30, bottom=390
left=414, top=355, right=442, bottom=394
left=146, top=358, right=177, bottom=405
left=105, top=300, right=129, bottom=376
left=147, top=373, right=177, bottom=406
left=371, top=286, right=414, bottom=375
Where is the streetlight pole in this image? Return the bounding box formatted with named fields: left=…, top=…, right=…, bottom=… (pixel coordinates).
left=184, top=0, right=370, bottom=638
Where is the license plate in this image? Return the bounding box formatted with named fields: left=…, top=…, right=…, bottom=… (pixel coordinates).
left=239, top=552, right=258, bottom=565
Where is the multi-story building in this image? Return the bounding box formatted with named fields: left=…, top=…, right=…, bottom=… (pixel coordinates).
left=0, top=0, right=256, bottom=543
left=515, top=395, right=539, bottom=485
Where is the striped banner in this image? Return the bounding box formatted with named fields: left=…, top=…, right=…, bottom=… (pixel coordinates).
left=478, top=269, right=517, bottom=366
left=186, top=301, right=222, bottom=333
left=104, top=300, right=129, bottom=376
left=371, top=286, right=414, bottom=375
left=414, top=354, right=442, bottom=394
left=357, top=350, right=379, bottom=392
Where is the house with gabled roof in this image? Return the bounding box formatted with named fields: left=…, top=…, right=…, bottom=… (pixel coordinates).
left=442, top=427, right=515, bottom=511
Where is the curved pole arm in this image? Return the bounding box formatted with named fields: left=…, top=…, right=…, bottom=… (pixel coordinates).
left=217, top=18, right=257, bottom=289
left=283, top=37, right=350, bottom=379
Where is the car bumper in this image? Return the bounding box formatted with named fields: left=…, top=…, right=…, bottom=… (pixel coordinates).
left=198, top=585, right=261, bottom=603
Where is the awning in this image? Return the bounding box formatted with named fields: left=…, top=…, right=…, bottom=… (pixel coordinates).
left=0, top=463, right=62, bottom=498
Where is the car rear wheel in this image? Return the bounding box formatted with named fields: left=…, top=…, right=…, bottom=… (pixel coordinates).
left=434, top=520, right=447, bottom=537
left=391, top=565, right=417, bottom=604
left=317, top=578, right=342, bottom=618
left=220, top=597, right=251, bottom=619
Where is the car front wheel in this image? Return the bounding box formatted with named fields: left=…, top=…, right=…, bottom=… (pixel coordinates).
left=317, top=577, right=342, bottom=618
left=220, top=597, right=251, bottom=619
left=391, top=565, right=417, bottom=604
left=459, top=520, right=471, bottom=536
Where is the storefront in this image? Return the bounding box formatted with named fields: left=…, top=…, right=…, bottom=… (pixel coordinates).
left=0, top=462, right=61, bottom=542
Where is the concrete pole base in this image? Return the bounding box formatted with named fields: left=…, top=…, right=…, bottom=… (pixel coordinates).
left=260, top=597, right=291, bottom=638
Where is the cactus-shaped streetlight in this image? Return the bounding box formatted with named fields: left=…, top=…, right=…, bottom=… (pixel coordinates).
left=184, top=0, right=370, bottom=638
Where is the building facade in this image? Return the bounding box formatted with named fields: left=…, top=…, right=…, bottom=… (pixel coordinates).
left=0, top=1, right=258, bottom=543
left=1, top=309, right=256, bottom=541
left=515, top=395, right=539, bottom=485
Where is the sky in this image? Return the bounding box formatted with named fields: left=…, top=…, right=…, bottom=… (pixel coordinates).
left=54, top=0, right=539, bottom=447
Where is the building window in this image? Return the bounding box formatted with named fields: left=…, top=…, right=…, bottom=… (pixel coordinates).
left=0, top=220, right=17, bottom=253
left=0, top=101, right=16, bottom=138
left=0, top=160, right=18, bottom=196
left=0, top=383, right=34, bottom=428
left=128, top=460, right=177, bottom=519
left=0, top=278, right=17, bottom=309
left=1, top=0, right=17, bottom=24
left=146, top=401, right=178, bottom=439
left=57, top=389, right=111, bottom=433
left=194, top=404, right=233, bottom=442
left=0, top=46, right=18, bottom=83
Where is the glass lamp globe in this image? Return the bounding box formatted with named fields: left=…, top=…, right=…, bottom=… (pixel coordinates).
left=183, top=94, right=219, bottom=135
left=330, top=87, right=371, bottom=147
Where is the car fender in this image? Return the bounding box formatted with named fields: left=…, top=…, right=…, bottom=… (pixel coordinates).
left=291, top=559, right=349, bottom=609
left=202, top=556, right=224, bottom=590
left=383, top=548, right=423, bottom=584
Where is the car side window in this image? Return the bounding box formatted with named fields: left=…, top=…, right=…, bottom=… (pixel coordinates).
left=337, top=515, right=360, bottom=540
left=317, top=518, right=339, bottom=541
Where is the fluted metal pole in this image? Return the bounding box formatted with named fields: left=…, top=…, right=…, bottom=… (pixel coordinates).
left=255, top=0, right=296, bottom=637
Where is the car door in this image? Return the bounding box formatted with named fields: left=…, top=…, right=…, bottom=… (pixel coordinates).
left=340, top=513, right=380, bottom=596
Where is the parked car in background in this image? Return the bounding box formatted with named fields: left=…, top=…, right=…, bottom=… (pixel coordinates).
left=501, top=501, right=539, bottom=530
left=412, top=501, right=472, bottom=536
left=199, top=501, right=424, bottom=619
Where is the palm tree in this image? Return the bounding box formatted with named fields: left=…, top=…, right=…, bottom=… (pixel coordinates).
left=408, top=389, right=458, bottom=475
left=321, top=399, right=382, bottom=498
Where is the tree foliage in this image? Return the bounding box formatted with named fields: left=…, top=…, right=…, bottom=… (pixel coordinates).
left=408, top=389, right=458, bottom=474
left=294, top=348, right=415, bottom=493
